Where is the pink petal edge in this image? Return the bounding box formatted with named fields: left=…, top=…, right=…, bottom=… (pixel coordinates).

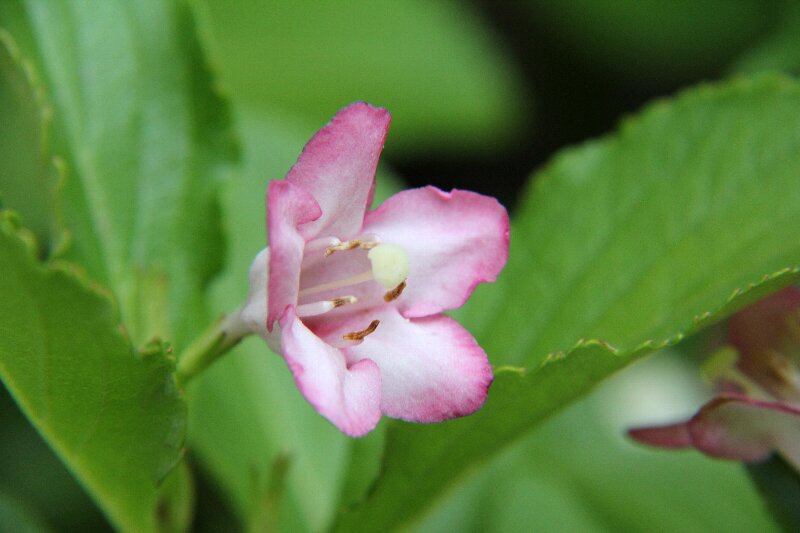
left=628, top=423, right=693, bottom=449
left=279, top=308, right=382, bottom=437
left=630, top=394, right=800, bottom=465
left=267, top=181, right=322, bottom=330
left=689, top=395, right=800, bottom=463
left=285, top=102, right=391, bottom=239
left=314, top=306, right=493, bottom=423
left=362, top=186, right=510, bottom=318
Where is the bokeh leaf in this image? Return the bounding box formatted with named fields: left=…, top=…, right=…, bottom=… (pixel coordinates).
left=0, top=215, right=186, bottom=532
left=0, top=0, right=235, bottom=347
left=0, top=489, right=53, bottom=533
left=0, top=29, right=61, bottom=255
left=746, top=455, right=800, bottom=531
left=525, top=0, right=778, bottom=84
left=729, top=3, right=800, bottom=76
left=0, top=385, right=112, bottom=531
left=335, top=75, right=800, bottom=531
left=414, top=352, right=778, bottom=532
left=0, top=1, right=234, bottom=529
left=190, top=0, right=528, bottom=156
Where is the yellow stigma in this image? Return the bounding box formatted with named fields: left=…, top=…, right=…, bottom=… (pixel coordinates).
left=367, top=244, right=409, bottom=289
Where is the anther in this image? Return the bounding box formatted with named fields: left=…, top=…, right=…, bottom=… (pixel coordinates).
left=296, top=296, right=357, bottom=318
left=298, top=242, right=409, bottom=301
left=325, top=239, right=379, bottom=257
left=343, top=319, right=380, bottom=341
left=383, top=280, right=406, bottom=302
left=331, top=296, right=356, bottom=308
left=761, top=350, right=800, bottom=390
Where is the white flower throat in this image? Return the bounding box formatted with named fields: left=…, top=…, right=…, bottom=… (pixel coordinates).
left=296, top=237, right=409, bottom=327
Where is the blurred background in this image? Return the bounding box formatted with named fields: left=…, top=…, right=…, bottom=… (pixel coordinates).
left=2, top=0, right=799, bottom=530
left=189, top=0, right=797, bottom=208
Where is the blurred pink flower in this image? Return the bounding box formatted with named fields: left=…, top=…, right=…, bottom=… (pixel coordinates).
left=629, top=287, right=800, bottom=471
left=239, top=103, right=509, bottom=436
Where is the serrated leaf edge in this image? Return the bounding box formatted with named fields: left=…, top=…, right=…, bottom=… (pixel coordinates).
left=0, top=214, right=186, bottom=530
left=528, top=265, right=800, bottom=377
left=0, top=28, right=69, bottom=257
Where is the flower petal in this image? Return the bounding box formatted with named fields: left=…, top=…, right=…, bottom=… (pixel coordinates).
left=630, top=394, right=800, bottom=470
left=286, top=102, right=390, bottom=239
left=728, top=287, right=800, bottom=356
left=689, top=395, right=800, bottom=467
left=313, top=306, right=493, bottom=422
left=279, top=308, right=382, bottom=437
left=239, top=248, right=281, bottom=350
left=628, top=423, right=693, bottom=449
left=362, top=187, right=509, bottom=317
left=267, top=180, right=322, bottom=329
left=728, top=287, right=800, bottom=398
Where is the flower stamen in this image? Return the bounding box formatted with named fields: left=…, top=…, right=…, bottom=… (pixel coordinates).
left=343, top=319, right=380, bottom=341
left=299, top=271, right=375, bottom=297
left=702, top=347, right=773, bottom=400
left=297, top=296, right=357, bottom=317
left=325, top=239, right=379, bottom=257
left=383, top=280, right=406, bottom=302
left=299, top=244, right=410, bottom=299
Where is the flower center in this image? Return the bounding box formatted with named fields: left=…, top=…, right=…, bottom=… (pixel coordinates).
left=703, top=347, right=800, bottom=403
left=295, top=238, right=409, bottom=333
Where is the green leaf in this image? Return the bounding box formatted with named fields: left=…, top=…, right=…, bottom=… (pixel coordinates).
left=0, top=385, right=113, bottom=530
left=186, top=104, right=402, bottom=531
left=0, top=489, right=53, bottom=533
left=746, top=455, right=800, bottom=531
left=0, top=2, right=232, bottom=528
left=415, top=352, right=778, bottom=532
left=0, top=29, right=62, bottom=256
left=335, top=75, right=800, bottom=531
left=0, top=215, right=186, bottom=532
left=729, top=3, right=800, bottom=76
left=190, top=0, right=527, bottom=156
left=0, top=0, right=235, bottom=347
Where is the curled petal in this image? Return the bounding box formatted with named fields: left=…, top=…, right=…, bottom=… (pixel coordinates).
left=362, top=186, right=509, bottom=317
left=313, top=306, right=493, bottom=422
left=279, top=309, right=382, bottom=436
left=267, top=181, right=322, bottom=329
left=628, top=423, right=693, bottom=450
left=690, top=395, right=800, bottom=466
left=630, top=394, right=800, bottom=470
left=286, top=102, right=390, bottom=239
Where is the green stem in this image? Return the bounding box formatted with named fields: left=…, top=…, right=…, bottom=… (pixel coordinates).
left=175, top=306, right=251, bottom=388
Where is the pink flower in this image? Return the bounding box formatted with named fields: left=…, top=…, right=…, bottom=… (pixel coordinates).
left=239, top=103, right=509, bottom=436
left=629, top=287, right=800, bottom=471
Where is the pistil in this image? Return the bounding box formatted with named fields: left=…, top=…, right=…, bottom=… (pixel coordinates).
left=299, top=243, right=410, bottom=298
left=298, top=271, right=375, bottom=297
left=295, top=243, right=410, bottom=323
